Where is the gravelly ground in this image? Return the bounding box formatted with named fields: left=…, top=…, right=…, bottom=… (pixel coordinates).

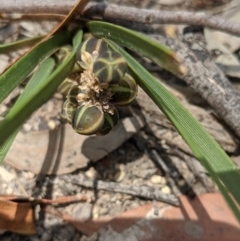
left=1, top=0, right=237, bottom=240
left=0, top=115, right=215, bottom=240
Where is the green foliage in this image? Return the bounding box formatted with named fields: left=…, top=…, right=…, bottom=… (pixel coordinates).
left=0, top=36, right=43, bottom=54
left=0, top=32, right=72, bottom=104
left=106, top=39, right=240, bottom=220
left=0, top=20, right=239, bottom=220
left=0, top=29, right=83, bottom=152
left=0, top=57, right=55, bottom=161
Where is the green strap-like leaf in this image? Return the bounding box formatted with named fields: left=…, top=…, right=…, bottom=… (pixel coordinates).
left=0, top=30, right=83, bottom=149
left=105, top=39, right=240, bottom=220
left=0, top=31, right=72, bottom=104
left=0, top=36, right=44, bottom=54
left=86, top=21, right=187, bottom=75
left=0, top=57, right=55, bottom=163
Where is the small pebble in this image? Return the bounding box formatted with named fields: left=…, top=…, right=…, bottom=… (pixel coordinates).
left=115, top=193, right=123, bottom=199
left=48, top=120, right=56, bottom=130
left=92, top=213, right=99, bottom=219
left=123, top=194, right=132, bottom=200
left=47, top=103, right=54, bottom=112
left=92, top=205, right=99, bottom=218
left=85, top=167, right=97, bottom=179
left=178, top=179, right=186, bottom=187
left=22, top=171, right=35, bottom=179
left=0, top=105, right=7, bottom=113
left=23, top=123, right=32, bottom=132
left=114, top=171, right=125, bottom=182
left=99, top=207, right=108, bottom=216
left=150, top=175, right=166, bottom=185
left=0, top=55, right=9, bottom=74
left=101, top=193, right=111, bottom=200
left=118, top=163, right=125, bottom=171
left=135, top=168, right=157, bottom=179
left=160, top=177, right=167, bottom=185
left=32, top=122, right=39, bottom=131
left=162, top=144, right=170, bottom=150
left=161, top=185, right=171, bottom=194
left=110, top=196, right=117, bottom=202
left=132, top=178, right=141, bottom=185
left=0, top=166, right=15, bottom=182
left=160, top=139, right=166, bottom=145
left=73, top=203, right=92, bottom=220
left=6, top=187, right=13, bottom=194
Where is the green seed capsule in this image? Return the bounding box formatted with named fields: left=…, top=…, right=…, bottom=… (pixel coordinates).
left=58, top=78, right=77, bottom=96
left=55, top=45, right=72, bottom=64
left=61, top=100, right=77, bottom=124
left=93, top=51, right=127, bottom=86
left=110, top=73, right=138, bottom=106
left=76, top=38, right=108, bottom=62
left=72, top=105, right=104, bottom=135
left=67, top=85, right=87, bottom=105
left=55, top=46, right=82, bottom=73
left=97, top=104, right=119, bottom=135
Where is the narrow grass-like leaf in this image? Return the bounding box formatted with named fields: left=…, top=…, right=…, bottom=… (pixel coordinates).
left=0, top=30, right=83, bottom=148
left=0, top=36, right=44, bottom=54
left=105, top=39, right=240, bottom=220
left=0, top=57, right=55, bottom=163
left=0, top=31, right=72, bottom=104
left=86, top=21, right=187, bottom=75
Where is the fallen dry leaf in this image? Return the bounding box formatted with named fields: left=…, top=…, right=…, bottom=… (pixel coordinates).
left=0, top=193, right=90, bottom=235
left=49, top=193, right=240, bottom=240
left=0, top=194, right=90, bottom=205
left=99, top=193, right=240, bottom=241
left=0, top=199, right=35, bottom=235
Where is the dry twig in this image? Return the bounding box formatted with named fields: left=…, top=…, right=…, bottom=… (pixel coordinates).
left=150, top=33, right=240, bottom=138
left=83, top=3, right=240, bottom=36
left=2, top=1, right=240, bottom=36
left=63, top=174, right=179, bottom=206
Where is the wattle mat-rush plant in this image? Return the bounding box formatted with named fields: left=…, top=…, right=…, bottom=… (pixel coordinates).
left=0, top=18, right=240, bottom=221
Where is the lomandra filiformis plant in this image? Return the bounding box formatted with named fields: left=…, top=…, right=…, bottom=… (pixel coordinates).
left=0, top=21, right=239, bottom=220
left=59, top=36, right=138, bottom=135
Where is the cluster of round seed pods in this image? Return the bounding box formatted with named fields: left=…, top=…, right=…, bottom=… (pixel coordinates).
left=60, top=36, right=138, bottom=135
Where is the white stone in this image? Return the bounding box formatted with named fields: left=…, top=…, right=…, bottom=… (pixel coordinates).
left=150, top=175, right=166, bottom=185
left=118, top=163, right=125, bottom=171
left=161, top=186, right=171, bottom=194
left=114, top=171, right=125, bottom=182
left=0, top=167, right=14, bottom=182
left=85, top=167, right=97, bottom=179
left=92, top=205, right=99, bottom=219
left=177, top=179, right=186, bottom=187
left=47, top=120, right=56, bottom=130
left=23, top=123, right=32, bottom=132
